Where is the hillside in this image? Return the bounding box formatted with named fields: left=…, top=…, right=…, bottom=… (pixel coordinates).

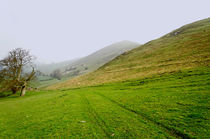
left=60, top=41, right=140, bottom=78
left=36, top=41, right=139, bottom=78
left=35, top=59, right=78, bottom=75
left=47, top=18, right=210, bottom=90
left=33, top=41, right=139, bottom=88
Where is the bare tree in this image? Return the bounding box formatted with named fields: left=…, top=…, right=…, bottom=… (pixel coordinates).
left=0, top=48, right=36, bottom=96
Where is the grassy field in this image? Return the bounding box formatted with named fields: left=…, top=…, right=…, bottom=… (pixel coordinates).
left=0, top=67, right=209, bottom=138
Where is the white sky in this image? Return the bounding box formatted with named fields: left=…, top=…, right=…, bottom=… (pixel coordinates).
left=0, top=0, right=210, bottom=63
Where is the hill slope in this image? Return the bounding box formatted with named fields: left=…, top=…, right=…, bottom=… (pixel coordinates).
left=36, top=41, right=139, bottom=78
left=47, top=18, right=210, bottom=90
left=60, top=41, right=140, bottom=78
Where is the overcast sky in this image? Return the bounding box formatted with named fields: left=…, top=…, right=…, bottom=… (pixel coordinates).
left=0, top=0, right=209, bottom=63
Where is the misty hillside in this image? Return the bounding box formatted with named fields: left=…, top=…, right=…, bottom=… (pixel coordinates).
left=37, top=41, right=140, bottom=78
left=35, top=59, right=79, bottom=75
left=47, top=18, right=210, bottom=89
left=62, top=40, right=140, bottom=78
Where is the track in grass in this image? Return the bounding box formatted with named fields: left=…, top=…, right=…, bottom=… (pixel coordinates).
left=94, top=92, right=192, bottom=139
left=80, top=93, right=112, bottom=138
left=78, top=91, right=173, bottom=138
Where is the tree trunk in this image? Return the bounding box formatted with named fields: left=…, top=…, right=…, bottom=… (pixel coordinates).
left=17, top=65, right=22, bottom=81
left=20, top=86, right=26, bottom=96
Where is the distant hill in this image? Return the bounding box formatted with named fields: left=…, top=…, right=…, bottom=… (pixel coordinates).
left=47, top=18, right=210, bottom=89
left=35, top=59, right=78, bottom=75
left=62, top=41, right=140, bottom=78
left=37, top=41, right=140, bottom=78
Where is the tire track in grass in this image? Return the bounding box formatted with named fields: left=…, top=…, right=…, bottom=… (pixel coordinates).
left=83, top=92, right=173, bottom=138
left=94, top=92, right=192, bottom=139
left=79, top=93, right=112, bottom=138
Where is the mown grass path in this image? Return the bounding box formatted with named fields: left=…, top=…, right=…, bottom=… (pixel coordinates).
left=0, top=68, right=209, bottom=138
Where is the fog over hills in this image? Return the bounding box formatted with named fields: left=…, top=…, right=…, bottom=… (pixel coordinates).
left=35, top=59, right=79, bottom=75
left=36, top=40, right=140, bottom=78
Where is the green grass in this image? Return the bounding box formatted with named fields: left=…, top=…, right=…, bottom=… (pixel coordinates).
left=0, top=67, right=209, bottom=138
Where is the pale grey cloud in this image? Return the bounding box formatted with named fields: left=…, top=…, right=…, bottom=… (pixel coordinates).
left=0, top=0, right=209, bottom=62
